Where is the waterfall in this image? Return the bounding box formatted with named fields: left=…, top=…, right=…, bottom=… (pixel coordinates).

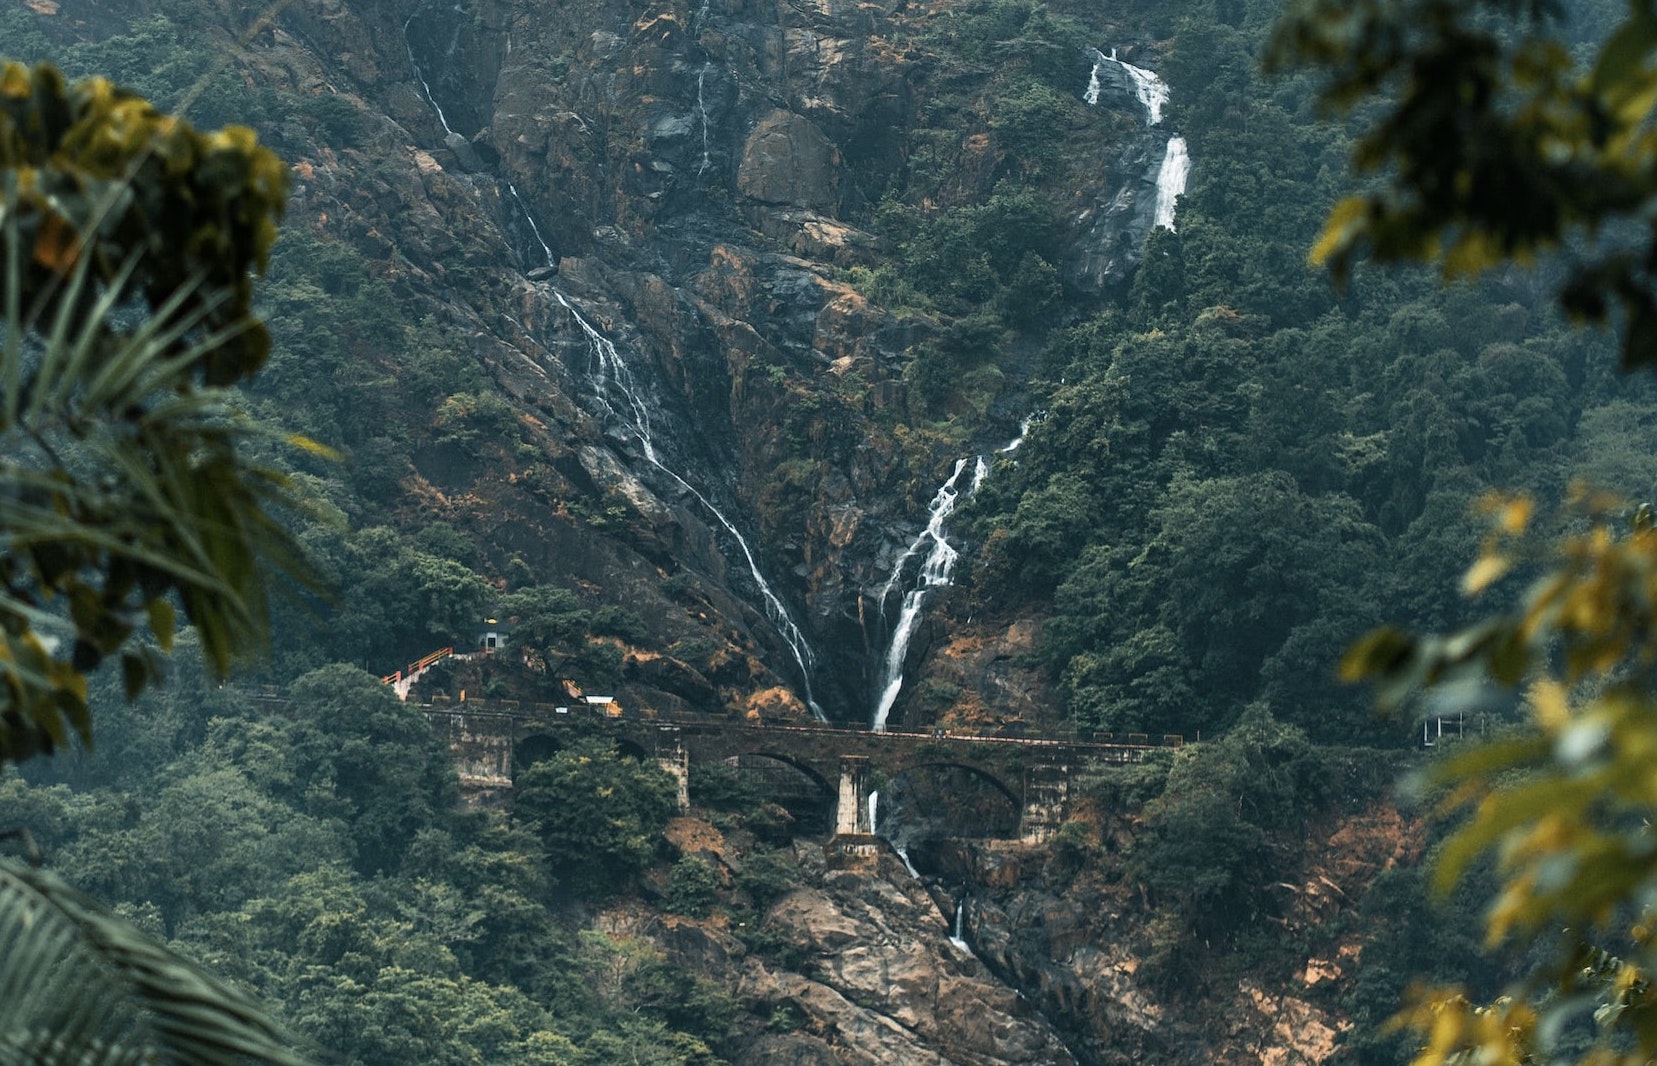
left=405, top=16, right=456, bottom=136
left=695, top=64, right=715, bottom=176
left=1115, top=52, right=1170, bottom=126
left=872, top=787, right=924, bottom=878
left=949, top=901, right=969, bottom=951
left=1086, top=48, right=1170, bottom=126
left=1083, top=54, right=1103, bottom=106
left=895, top=845, right=920, bottom=879
left=1001, top=413, right=1036, bottom=454
left=872, top=459, right=970, bottom=731
left=406, top=22, right=826, bottom=720
left=1153, top=135, right=1190, bottom=232
left=549, top=287, right=826, bottom=719
left=871, top=414, right=1039, bottom=730
left=1083, top=48, right=1191, bottom=238
left=871, top=590, right=932, bottom=731
left=970, top=417, right=1034, bottom=494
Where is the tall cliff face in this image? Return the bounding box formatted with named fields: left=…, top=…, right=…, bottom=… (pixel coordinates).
left=366, top=0, right=1065, bottom=724
left=6, top=0, right=1172, bottom=727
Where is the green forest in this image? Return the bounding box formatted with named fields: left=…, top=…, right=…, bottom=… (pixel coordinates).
left=6, top=0, right=1657, bottom=1059
left=9, top=666, right=744, bottom=1065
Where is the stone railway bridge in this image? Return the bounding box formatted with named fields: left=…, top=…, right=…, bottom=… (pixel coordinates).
left=423, top=702, right=1181, bottom=844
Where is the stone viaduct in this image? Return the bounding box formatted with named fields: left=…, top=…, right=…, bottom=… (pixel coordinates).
left=422, top=701, right=1180, bottom=844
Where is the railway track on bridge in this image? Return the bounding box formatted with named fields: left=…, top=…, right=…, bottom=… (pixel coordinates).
left=418, top=696, right=1184, bottom=756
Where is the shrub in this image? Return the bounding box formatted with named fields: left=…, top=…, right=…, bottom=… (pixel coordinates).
left=665, top=856, right=719, bottom=915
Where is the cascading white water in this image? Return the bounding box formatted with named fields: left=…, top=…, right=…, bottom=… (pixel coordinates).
left=895, top=845, right=921, bottom=879
left=949, top=901, right=969, bottom=951
left=871, top=414, right=1039, bottom=731
left=872, top=459, right=970, bottom=731
left=1083, top=48, right=1190, bottom=235
left=549, top=287, right=826, bottom=719
left=408, top=24, right=826, bottom=719
left=1001, top=414, right=1035, bottom=454
left=872, top=412, right=1038, bottom=730
left=1116, top=54, right=1169, bottom=126
left=405, top=16, right=456, bottom=136
left=871, top=593, right=933, bottom=731
left=1086, top=48, right=1169, bottom=126
left=869, top=787, right=924, bottom=877
left=1153, top=136, right=1190, bottom=232
left=695, top=64, right=715, bottom=176
left=969, top=417, right=1034, bottom=494
left=1083, top=55, right=1104, bottom=106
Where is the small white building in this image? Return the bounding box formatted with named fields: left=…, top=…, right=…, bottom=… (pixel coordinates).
left=477, top=615, right=512, bottom=653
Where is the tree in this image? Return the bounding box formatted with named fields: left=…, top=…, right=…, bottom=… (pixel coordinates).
left=1267, top=0, right=1650, bottom=368
left=0, top=60, right=310, bottom=764
left=0, top=61, right=314, bottom=1066
left=512, top=738, right=677, bottom=899
left=499, top=585, right=591, bottom=651
left=283, top=664, right=455, bottom=876
left=1270, top=1, right=1657, bottom=1061
left=1126, top=709, right=1331, bottom=979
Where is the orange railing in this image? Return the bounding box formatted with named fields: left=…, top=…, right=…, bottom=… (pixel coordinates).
left=380, top=646, right=455, bottom=686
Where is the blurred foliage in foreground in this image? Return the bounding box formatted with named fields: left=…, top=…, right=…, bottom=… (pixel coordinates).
left=1271, top=0, right=1657, bottom=1054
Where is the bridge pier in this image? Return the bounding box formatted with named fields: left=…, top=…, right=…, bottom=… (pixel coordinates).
left=655, top=725, right=690, bottom=812
left=1018, top=762, right=1070, bottom=843
left=834, top=755, right=873, bottom=837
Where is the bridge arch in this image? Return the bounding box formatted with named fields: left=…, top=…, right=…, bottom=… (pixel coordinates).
left=719, top=750, right=836, bottom=833
left=423, top=704, right=1150, bottom=842
left=723, top=749, right=835, bottom=796
left=514, top=733, right=564, bottom=778
left=891, top=759, right=1020, bottom=808
left=881, top=760, right=1023, bottom=839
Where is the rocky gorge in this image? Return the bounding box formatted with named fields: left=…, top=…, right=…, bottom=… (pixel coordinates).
left=626, top=748, right=1416, bottom=1066
left=1, top=0, right=1535, bottom=1055
left=56, top=0, right=1188, bottom=731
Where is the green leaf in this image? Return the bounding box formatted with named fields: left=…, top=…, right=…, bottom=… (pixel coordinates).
left=146, top=598, right=175, bottom=651
left=1592, top=10, right=1657, bottom=99
left=0, top=858, right=314, bottom=1066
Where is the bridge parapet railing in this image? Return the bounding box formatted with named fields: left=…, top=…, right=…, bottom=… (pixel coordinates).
left=416, top=701, right=1184, bottom=753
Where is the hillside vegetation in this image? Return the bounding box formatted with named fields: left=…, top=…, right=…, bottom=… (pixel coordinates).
left=0, top=0, right=1639, bottom=1059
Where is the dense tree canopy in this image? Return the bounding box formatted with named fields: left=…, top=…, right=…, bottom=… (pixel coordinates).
left=1270, top=0, right=1657, bottom=1060
left=513, top=738, right=679, bottom=899
left=12, top=0, right=1657, bottom=1059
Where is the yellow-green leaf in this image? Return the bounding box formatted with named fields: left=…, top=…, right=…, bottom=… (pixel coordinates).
left=1463, top=553, right=1514, bottom=595
left=146, top=598, right=175, bottom=652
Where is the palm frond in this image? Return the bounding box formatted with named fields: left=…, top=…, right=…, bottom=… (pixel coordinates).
left=0, top=127, right=321, bottom=759
left=0, top=858, right=312, bottom=1066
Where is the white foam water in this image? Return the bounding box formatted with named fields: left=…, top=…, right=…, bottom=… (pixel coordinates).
left=1153, top=135, right=1190, bottom=231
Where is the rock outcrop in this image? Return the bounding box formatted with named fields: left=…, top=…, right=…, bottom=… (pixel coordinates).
left=641, top=844, right=1083, bottom=1065
left=621, top=793, right=1413, bottom=1066
left=190, top=0, right=1142, bottom=726
left=27, top=0, right=1155, bottom=725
